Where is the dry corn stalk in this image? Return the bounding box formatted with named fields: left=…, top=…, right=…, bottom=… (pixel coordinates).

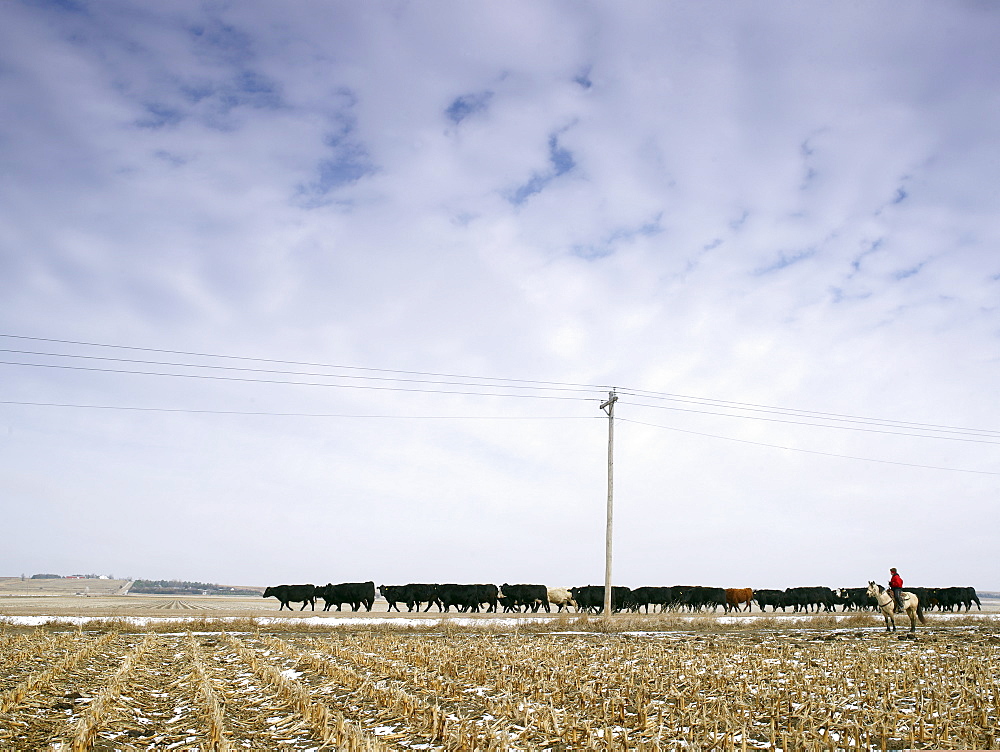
left=69, top=632, right=157, bottom=751
left=187, top=631, right=230, bottom=751
left=263, top=633, right=516, bottom=750
left=0, top=631, right=118, bottom=713
left=221, top=632, right=388, bottom=751
left=2, top=623, right=997, bottom=749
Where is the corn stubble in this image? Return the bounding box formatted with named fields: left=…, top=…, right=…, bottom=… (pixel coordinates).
left=0, top=621, right=998, bottom=750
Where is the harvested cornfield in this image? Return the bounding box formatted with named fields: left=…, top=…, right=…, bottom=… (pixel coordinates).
left=1, top=622, right=999, bottom=750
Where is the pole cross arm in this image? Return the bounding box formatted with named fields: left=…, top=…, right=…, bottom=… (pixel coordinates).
left=600, top=391, right=618, bottom=414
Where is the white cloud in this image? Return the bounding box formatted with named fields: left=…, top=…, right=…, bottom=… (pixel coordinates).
left=0, top=1, right=998, bottom=591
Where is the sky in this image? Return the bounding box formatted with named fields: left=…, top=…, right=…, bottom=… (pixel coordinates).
left=1, top=1, right=998, bottom=592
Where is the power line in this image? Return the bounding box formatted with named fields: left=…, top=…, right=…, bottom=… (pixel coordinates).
left=625, top=401, right=1000, bottom=445
left=3, top=331, right=996, bottom=475
left=0, top=360, right=603, bottom=401
left=0, top=348, right=600, bottom=395
left=3, top=332, right=997, bottom=441
left=617, top=417, right=1000, bottom=476
left=0, top=399, right=599, bottom=420
left=618, top=388, right=1000, bottom=438
left=0, top=334, right=609, bottom=391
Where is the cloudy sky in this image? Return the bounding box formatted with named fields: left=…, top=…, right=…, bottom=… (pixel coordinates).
left=1, top=1, right=998, bottom=592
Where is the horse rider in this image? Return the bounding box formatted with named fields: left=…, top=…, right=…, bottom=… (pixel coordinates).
left=889, top=568, right=904, bottom=613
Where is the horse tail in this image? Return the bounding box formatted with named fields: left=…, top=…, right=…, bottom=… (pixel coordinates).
left=917, top=601, right=926, bottom=624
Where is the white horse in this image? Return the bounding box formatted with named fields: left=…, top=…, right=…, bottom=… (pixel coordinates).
left=867, top=581, right=925, bottom=633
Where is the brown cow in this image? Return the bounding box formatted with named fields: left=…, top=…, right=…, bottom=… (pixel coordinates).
left=725, top=588, right=754, bottom=613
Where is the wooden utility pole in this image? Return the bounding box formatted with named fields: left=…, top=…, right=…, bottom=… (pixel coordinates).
left=600, top=389, right=618, bottom=616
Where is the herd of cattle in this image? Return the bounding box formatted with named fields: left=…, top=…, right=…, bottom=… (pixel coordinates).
left=262, top=583, right=982, bottom=614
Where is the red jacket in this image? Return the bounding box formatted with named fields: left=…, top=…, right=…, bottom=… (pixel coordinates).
left=889, top=573, right=903, bottom=589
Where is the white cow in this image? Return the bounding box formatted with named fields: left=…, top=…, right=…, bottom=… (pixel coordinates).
left=547, top=587, right=577, bottom=612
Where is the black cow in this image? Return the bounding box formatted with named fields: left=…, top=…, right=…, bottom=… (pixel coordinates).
left=906, top=587, right=932, bottom=611
left=664, top=586, right=696, bottom=611
left=316, top=581, right=376, bottom=612
left=629, top=586, right=675, bottom=613
left=402, top=583, right=441, bottom=612
left=378, top=584, right=409, bottom=612
left=930, top=586, right=981, bottom=612
left=784, top=586, right=836, bottom=613
left=263, top=584, right=316, bottom=611
left=570, top=585, right=632, bottom=613
left=679, top=586, right=727, bottom=612
left=500, top=583, right=550, bottom=613
left=436, top=584, right=479, bottom=612
left=754, top=589, right=789, bottom=612
left=963, top=586, right=982, bottom=611
left=924, top=587, right=946, bottom=611
left=472, top=584, right=500, bottom=613
left=837, top=587, right=876, bottom=611
left=377, top=583, right=439, bottom=612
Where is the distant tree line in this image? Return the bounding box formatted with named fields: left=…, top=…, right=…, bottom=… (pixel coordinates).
left=29, top=573, right=114, bottom=579
left=130, top=579, right=260, bottom=596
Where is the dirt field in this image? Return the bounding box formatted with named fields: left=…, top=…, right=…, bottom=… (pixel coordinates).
left=2, top=592, right=1000, bottom=750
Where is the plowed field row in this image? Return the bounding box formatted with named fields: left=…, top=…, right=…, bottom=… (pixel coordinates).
left=1, top=625, right=998, bottom=750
